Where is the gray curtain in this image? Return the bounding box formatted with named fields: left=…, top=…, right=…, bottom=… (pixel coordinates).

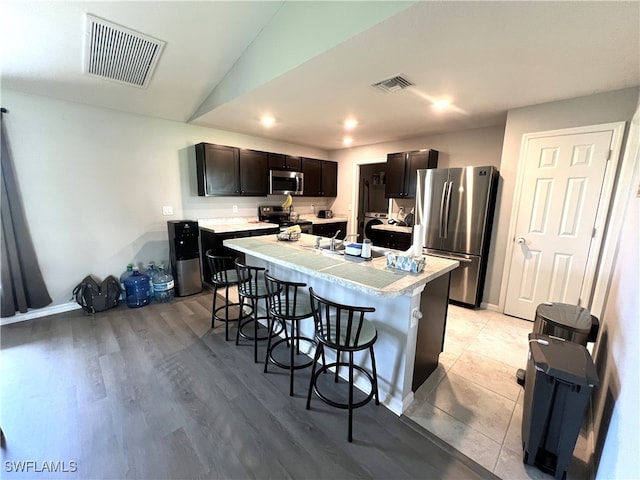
left=1, top=109, right=51, bottom=317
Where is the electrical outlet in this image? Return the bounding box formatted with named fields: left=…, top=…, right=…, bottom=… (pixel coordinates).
left=162, top=206, right=173, bottom=216
left=232, top=205, right=238, bottom=213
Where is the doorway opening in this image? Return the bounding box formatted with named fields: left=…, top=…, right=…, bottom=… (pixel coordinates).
left=356, top=163, right=388, bottom=239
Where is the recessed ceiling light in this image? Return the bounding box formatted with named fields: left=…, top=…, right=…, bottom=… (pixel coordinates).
left=432, top=99, right=451, bottom=110
left=343, top=137, right=353, bottom=146
left=344, top=118, right=358, bottom=130
left=261, top=115, right=275, bottom=127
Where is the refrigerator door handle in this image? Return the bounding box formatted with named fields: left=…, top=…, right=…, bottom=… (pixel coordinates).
left=442, top=181, right=453, bottom=239
left=439, top=181, right=448, bottom=238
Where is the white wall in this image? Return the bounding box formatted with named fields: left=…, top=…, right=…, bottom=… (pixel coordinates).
left=592, top=112, right=639, bottom=479
left=491, top=88, right=639, bottom=309
left=1, top=90, right=328, bottom=308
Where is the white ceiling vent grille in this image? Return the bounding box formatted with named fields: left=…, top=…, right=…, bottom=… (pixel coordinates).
left=371, top=75, right=414, bottom=93
left=84, top=14, right=165, bottom=89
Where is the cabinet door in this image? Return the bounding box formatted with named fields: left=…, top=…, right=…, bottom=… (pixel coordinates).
left=302, top=158, right=322, bottom=196
left=405, top=150, right=438, bottom=198
left=200, top=229, right=250, bottom=284
left=385, top=152, right=407, bottom=198
left=312, top=221, right=347, bottom=238
left=239, top=149, right=268, bottom=196
left=321, top=160, right=338, bottom=197
left=196, top=143, right=239, bottom=196
left=389, top=232, right=412, bottom=250
left=285, top=155, right=302, bottom=171
left=267, top=153, right=286, bottom=170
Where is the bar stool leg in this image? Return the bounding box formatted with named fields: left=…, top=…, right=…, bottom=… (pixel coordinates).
left=264, top=315, right=274, bottom=373
left=223, top=284, right=231, bottom=341
left=235, top=296, right=245, bottom=347
left=370, top=345, right=379, bottom=405
left=348, top=351, right=354, bottom=442
left=289, top=319, right=295, bottom=396
left=306, top=344, right=323, bottom=409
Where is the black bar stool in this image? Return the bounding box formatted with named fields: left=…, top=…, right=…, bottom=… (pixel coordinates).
left=263, top=272, right=323, bottom=396
left=234, top=259, right=280, bottom=363
left=205, top=251, right=248, bottom=341
left=306, top=288, right=379, bottom=442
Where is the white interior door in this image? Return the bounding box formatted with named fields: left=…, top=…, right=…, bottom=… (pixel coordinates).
left=504, top=128, right=615, bottom=320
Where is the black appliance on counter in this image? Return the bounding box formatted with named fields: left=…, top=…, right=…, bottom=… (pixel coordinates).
left=168, top=220, right=202, bottom=297
left=258, top=206, right=313, bottom=233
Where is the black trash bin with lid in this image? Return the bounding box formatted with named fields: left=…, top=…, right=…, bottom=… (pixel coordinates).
left=534, top=302, right=599, bottom=344
left=516, top=303, right=599, bottom=386
left=521, top=333, right=599, bottom=480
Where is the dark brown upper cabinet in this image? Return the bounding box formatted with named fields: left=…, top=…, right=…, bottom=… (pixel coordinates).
left=301, top=158, right=338, bottom=197
left=238, top=149, right=269, bottom=196
left=385, top=149, right=438, bottom=198
left=195, top=143, right=268, bottom=197
left=267, top=153, right=302, bottom=171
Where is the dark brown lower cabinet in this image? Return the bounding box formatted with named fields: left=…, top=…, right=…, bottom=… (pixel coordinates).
left=200, top=227, right=278, bottom=285
left=370, top=230, right=412, bottom=250
left=312, top=221, right=347, bottom=238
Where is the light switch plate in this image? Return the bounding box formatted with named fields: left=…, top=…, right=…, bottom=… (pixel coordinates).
left=162, top=206, right=174, bottom=216
left=232, top=205, right=238, bottom=213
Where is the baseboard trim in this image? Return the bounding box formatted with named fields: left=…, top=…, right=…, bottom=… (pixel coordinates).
left=480, top=301, right=500, bottom=312
left=0, top=302, right=81, bottom=326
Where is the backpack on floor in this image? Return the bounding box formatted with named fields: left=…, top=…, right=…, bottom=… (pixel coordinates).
left=72, top=275, right=121, bottom=315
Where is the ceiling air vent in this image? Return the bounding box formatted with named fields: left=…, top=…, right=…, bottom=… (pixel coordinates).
left=371, top=75, right=414, bottom=93
left=84, top=14, right=165, bottom=89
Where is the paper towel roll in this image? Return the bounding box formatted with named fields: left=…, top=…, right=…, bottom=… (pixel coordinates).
left=412, top=224, right=424, bottom=257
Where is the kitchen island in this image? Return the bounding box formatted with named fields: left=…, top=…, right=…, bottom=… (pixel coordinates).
left=223, top=233, right=458, bottom=415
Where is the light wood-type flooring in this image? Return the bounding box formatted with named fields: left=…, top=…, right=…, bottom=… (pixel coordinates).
left=0, top=291, right=496, bottom=480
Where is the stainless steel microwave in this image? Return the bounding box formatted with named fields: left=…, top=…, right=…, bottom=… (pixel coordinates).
left=269, top=170, right=304, bottom=195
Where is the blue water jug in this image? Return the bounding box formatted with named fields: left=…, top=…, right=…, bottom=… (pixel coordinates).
left=119, top=264, right=134, bottom=302
left=124, top=267, right=150, bottom=308
left=145, top=263, right=156, bottom=301
left=152, top=264, right=175, bottom=303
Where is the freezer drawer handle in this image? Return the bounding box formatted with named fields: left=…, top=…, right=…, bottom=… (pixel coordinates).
left=427, top=252, right=473, bottom=263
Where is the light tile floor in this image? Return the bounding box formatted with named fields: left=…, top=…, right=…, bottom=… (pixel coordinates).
left=405, top=305, right=591, bottom=479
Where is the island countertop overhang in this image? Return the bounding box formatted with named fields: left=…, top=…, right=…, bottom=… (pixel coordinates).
left=223, top=233, right=458, bottom=298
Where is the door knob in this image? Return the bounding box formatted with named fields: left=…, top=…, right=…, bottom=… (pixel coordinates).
left=516, top=237, right=526, bottom=244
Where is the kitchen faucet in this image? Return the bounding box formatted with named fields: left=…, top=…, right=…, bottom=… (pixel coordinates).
left=329, top=230, right=342, bottom=251
left=330, top=232, right=359, bottom=251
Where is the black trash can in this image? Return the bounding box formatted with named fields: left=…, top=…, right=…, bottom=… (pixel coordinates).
left=521, top=333, right=599, bottom=480
left=516, top=303, right=599, bottom=386
left=534, top=302, right=599, bottom=344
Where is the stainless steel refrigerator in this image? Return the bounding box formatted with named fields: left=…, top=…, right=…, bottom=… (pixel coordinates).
left=415, top=166, right=498, bottom=307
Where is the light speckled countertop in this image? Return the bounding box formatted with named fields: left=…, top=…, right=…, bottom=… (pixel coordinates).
left=372, top=223, right=413, bottom=234
left=199, top=222, right=279, bottom=234
left=300, top=216, right=348, bottom=225
left=198, top=216, right=347, bottom=233
left=224, top=233, right=458, bottom=298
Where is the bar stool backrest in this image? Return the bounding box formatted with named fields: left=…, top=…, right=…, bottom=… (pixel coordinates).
left=264, top=272, right=310, bottom=320
left=309, top=288, right=376, bottom=350
left=234, top=259, right=267, bottom=299
left=205, top=251, right=237, bottom=285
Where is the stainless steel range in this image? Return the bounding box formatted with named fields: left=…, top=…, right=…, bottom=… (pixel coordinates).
left=258, top=206, right=313, bottom=234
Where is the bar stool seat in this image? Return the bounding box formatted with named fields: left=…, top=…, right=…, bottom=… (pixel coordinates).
left=205, top=251, right=250, bottom=341
left=306, top=288, right=379, bottom=442
left=235, top=259, right=282, bottom=363
left=264, top=272, right=322, bottom=396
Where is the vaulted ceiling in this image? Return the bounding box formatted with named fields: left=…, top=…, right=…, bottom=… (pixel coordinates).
left=2, top=1, right=638, bottom=150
